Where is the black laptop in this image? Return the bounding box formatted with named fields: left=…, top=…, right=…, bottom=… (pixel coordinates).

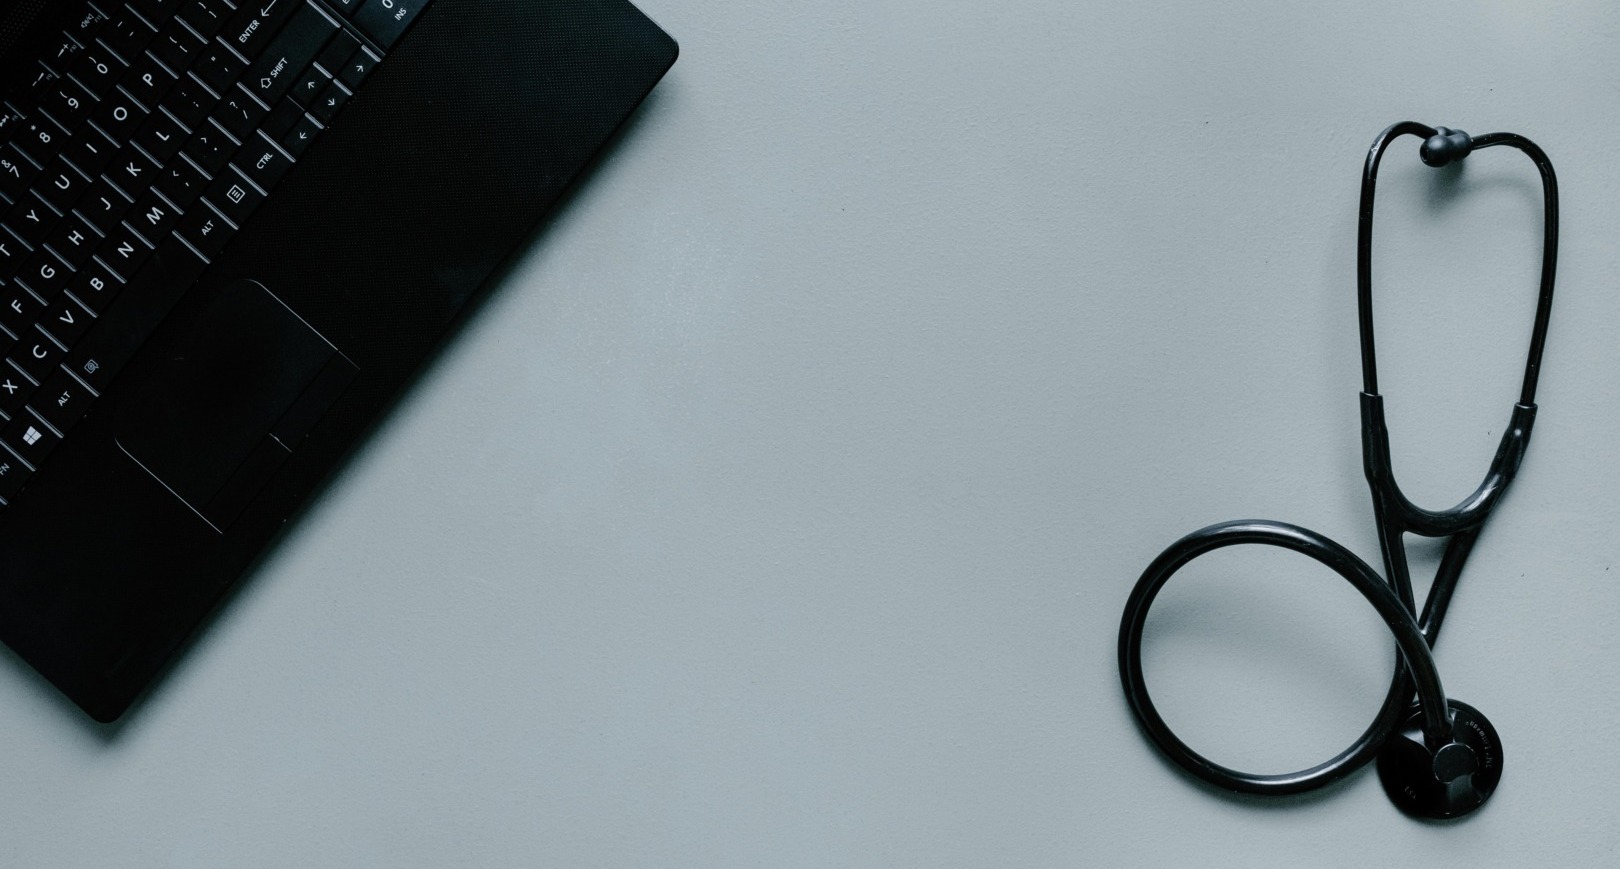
left=0, top=0, right=676, bottom=721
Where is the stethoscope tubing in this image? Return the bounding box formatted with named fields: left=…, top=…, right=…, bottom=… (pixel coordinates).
left=1117, top=520, right=1442, bottom=795
left=1118, top=122, right=1558, bottom=802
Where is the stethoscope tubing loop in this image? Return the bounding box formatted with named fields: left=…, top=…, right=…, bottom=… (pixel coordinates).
left=1118, top=519, right=1453, bottom=794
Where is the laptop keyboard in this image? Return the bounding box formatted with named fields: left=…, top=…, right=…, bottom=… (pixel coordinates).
left=0, top=0, right=428, bottom=508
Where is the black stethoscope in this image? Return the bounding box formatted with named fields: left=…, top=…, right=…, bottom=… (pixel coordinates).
left=1117, top=122, right=1558, bottom=819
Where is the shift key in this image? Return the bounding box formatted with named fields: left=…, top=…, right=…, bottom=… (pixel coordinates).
left=243, top=5, right=339, bottom=104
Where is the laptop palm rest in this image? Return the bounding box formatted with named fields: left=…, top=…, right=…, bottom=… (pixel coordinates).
left=115, top=279, right=357, bottom=533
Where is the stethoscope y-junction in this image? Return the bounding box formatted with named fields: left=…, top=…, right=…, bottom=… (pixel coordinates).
left=1117, top=122, right=1558, bottom=819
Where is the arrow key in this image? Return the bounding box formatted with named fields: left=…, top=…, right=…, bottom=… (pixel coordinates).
left=263, top=97, right=308, bottom=138
left=309, top=80, right=350, bottom=124
left=338, top=47, right=379, bottom=90
left=288, top=64, right=329, bottom=108
left=280, top=112, right=321, bottom=157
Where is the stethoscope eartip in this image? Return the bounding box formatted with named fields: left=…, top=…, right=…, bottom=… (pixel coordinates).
left=1376, top=699, right=1503, bottom=819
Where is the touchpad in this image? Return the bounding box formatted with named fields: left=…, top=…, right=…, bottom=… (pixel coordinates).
left=117, top=279, right=357, bottom=532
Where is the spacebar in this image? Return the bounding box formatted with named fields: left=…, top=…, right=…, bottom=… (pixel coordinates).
left=65, top=240, right=209, bottom=394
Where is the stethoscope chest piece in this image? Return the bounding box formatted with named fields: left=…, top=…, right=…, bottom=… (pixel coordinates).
left=1377, top=700, right=1503, bottom=819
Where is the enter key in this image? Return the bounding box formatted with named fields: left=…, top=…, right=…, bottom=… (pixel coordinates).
left=243, top=4, right=339, bottom=104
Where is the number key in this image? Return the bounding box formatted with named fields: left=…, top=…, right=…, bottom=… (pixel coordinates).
left=70, top=50, right=125, bottom=98
left=41, top=78, right=94, bottom=127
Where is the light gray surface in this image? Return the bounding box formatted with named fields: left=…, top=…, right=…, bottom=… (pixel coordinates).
left=5, top=1, right=1619, bottom=865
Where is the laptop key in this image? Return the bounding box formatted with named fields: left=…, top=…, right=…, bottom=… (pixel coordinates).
left=109, top=146, right=156, bottom=190
left=175, top=202, right=231, bottom=256
left=3, top=409, right=61, bottom=467
left=206, top=166, right=264, bottom=226
left=216, top=89, right=269, bottom=140
left=180, top=0, right=235, bottom=39
left=151, top=20, right=208, bottom=74
left=0, top=362, right=33, bottom=418
left=129, top=189, right=184, bottom=242
left=77, top=177, right=133, bottom=232
left=0, top=145, right=38, bottom=201
left=98, top=222, right=155, bottom=279
left=337, top=47, right=378, bottom=89
left=40, top=296, right=93, bottom=349
left=354, top=0, right=429, bottom=49
left=0, top=450, right=31, bottom=502
left=317, top=30, right=361, bottom=75
left=165, top=76, right=218, bottom=129
left=280, top=113, right=321, bottom=157
left=66, top=132, right=117, bottom=176
left=41, top=79, right=94, bottom=128
left=33, top=367, right=95, bottom=433
left=288, top=66, right=328, bottom=107
left=0, top=229, right=27, bottom=275
left=101, top=10, right=158, bottom=65
left=18, top=250, right=70, bottom=299
left=133, top=0, right=188, bottom=21
left=184, top=122, right=237, bottom=175
left=70, top=50, right=126, bottom=99
left=91, top=91, right=148, bottom=145
left=243, top=4, right=340, bottom=105
left=44, top=36, right=85, bottom=76
left=0, top=286, right=44, bottom=334
left=37, top=156, right=89, bottom=212
left=123, top=54, right=179, bottom=111
left=308, top=81, right=349, bottom=124
left=70, top=6, right=113, bottom=41
left=7, top=198, right=58, bottom=248
left=223, top=0, right=304, bottom=62
left=194, top=43, right=248, bottom=94
left=134, top=109, right=189, bottom=164
left=12, top=327, right=66, bottom=383
left=47, top=212, right=102, bottom=268
left=239, top=135, right=291, bottom=189
left=68, top=259, right=124, bottom=315
left=262, top=97, right=307, bottom=138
